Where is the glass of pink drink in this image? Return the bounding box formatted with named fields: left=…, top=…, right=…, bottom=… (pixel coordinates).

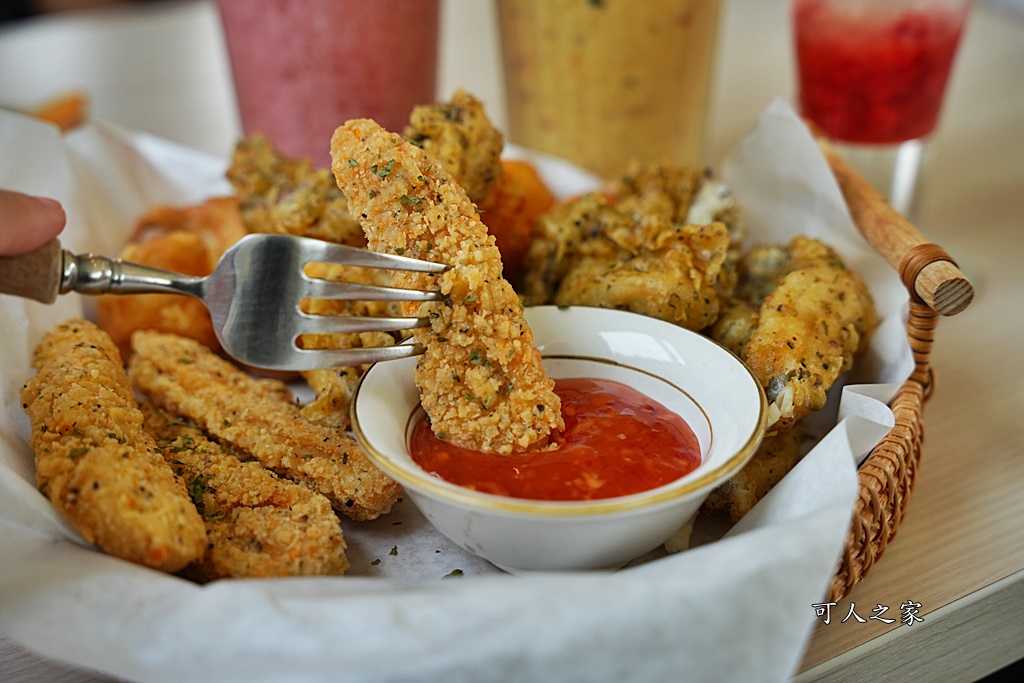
left=216, top=0, right=440, bottom=168
left=792, top=0, right=972, bottom=216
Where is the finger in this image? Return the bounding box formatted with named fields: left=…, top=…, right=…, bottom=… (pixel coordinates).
left=0, top=190, right=67, bottom=256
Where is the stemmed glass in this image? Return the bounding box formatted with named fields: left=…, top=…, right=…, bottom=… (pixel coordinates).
left=792, top=0, right=973, bottom=217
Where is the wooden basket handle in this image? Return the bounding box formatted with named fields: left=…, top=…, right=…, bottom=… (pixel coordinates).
left=816, top=138, right=974, bottom=316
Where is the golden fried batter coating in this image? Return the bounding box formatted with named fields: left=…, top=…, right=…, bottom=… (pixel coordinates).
left=331, top=118, right=562, bottom=454
left=141, top=404, right=348, bottom=581
left=227, top=134, right=365, bottom=246
left=128, top=331, right=401, bottom=520
left=553, top=221, right=733, bottom=329
left=20, top=319, right=207, bottom=572
left=299, top=366, right=363, bottom=430
left=403, top=89, right=505, bottom=205
left=701, top=426, right=807, bottom=522
left=608, top=162, right=713, bottom=226
left=730, top=237, right=878, bottom=433
left=520, top=161, right=740, bottom=316
left=708, top=298, right=760, bottom=357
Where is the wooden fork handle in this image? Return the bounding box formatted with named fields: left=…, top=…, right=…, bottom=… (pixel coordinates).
left=0, top=238, right=63, bottom=304
left=817, top=138, right=974, bottom=316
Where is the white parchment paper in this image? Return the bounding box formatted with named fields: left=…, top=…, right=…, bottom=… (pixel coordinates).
left=0, top=99, right=911, bottom=683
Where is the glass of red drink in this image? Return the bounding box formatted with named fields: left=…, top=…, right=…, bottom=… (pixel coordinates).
left=216, top=0, right=440, bottom=168
left=792, top=0, right=972, bottom=216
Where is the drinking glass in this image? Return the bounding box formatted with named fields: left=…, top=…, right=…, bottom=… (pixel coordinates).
left=792, top=0, right=972, bottom=217
left=497, top=0, right=722, bottom=179
left=216, top=0, right=440, bottom=168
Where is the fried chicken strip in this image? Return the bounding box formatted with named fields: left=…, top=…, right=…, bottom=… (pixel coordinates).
left=20, top=318, right=207, bottom=572
left=331, top=118, right=562, bottom=454
left=127, top=331, right=401, bottom=520
left=141, top=403, right=348, bottom=580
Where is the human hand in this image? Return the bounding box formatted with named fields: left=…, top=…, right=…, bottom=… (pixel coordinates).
left=0, top=189, right=66, bottom=256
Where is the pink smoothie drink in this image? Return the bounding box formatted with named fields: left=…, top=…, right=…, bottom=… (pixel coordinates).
left=217, top=0, right=439, bottom=167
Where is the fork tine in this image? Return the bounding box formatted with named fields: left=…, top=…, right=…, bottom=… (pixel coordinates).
left=303, top=239, right=449, bottom=273
left=294, top=313, right=431, bottom=336
left=294, top=343, right=426, bottom=369
left=302, top=277, right=444, bottom=302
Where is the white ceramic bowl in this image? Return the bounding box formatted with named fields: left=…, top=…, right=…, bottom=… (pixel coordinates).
left=351, top=306, right=767, bottom=573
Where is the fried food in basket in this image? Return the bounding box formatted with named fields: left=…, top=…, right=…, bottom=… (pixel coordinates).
left=331, top=118, right=563, bottom=454
left=226, top=134, right=366, bottom=246
left=553, top=217, right=733, bottom=330
left=520, top=162, right=739, bottom=330
left=403, top=89, right=504, bottom=206
left=293, top=261, right=408, bottom=429
left=404, top=90, right=555, bottom=284
left=96, top=197, right=247, bottom=359
left=20, top=318, right=207, bottom=572
left=710, top=236, right=878, bottom=433
left=701, top=426, right=807, bottom=522
left=141, top=403, right=349, bottom=581
left=128, top=330, right=401, bottom=520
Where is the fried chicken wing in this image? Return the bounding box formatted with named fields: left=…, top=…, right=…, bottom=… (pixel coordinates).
left=715, top=237, right=878, bottom=433
left=553, top=221, right=733, bottom=329
left=141, top=403, right=349, bottom=581
left=128, top=331, right=401, bottom=520
left=521, top=169, right=736, bottom=329
left=331, top=118, right=563, bottom=454
left=520, top=161, right=740, bottom=319
left=227, top=134, right=365, bottom=246
left=402, top=89, right=505, bottom=205
left=20, top=319, right=207, bottom=572
left=701, top=426, right=807, bottom=522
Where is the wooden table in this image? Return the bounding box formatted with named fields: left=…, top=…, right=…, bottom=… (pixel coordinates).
left=2, top=1, right=1022, bottom=680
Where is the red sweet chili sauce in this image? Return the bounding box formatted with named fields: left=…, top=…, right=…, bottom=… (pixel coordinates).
left=410, top=377, right=701, bottom=501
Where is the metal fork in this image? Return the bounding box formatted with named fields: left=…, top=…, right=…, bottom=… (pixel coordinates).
left=0, top=233, right=448, bottom=371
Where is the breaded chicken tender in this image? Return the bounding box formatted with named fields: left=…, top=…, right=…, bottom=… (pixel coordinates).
left=141, top=404, right=349, bottom=581
left=20, top=319, right=207, bottom=572
left=718, top=237, right=878, bottom=433
left=403, top=89, right=505, bottom=205
left=331, top=118, right=563, bottom=454
left=227, top=134, right=365, bottom=246
left=128, top=331, right=401, bottom=520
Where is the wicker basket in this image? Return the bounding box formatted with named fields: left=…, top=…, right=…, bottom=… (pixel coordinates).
left=817, top=141, right=974, bottom=601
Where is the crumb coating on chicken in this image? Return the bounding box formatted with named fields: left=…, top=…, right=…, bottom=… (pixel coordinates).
left=142, top=403, right=348, bottom=581
left=331, top=118, right=562, bottom=454
left=128, top=330, right=400, bottom=520
left=21, top=318, right=207, bottom=572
